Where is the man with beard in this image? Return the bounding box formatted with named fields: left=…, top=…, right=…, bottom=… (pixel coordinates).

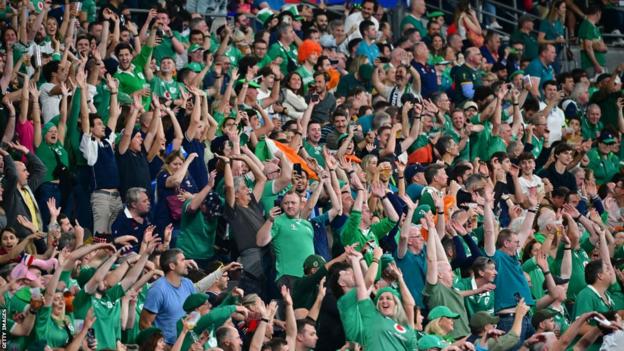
left=313, top=11, right=329, bottom=35
left=344, top=0, right=379, bottom=40
left=372, top=64, right=421, bottom=107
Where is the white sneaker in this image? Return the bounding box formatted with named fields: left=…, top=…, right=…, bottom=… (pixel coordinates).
left=614, top=38, right=624, bottom=46
left=611, top=29, right=622, bottom=36
left=488, top=22, right=503, bottom=30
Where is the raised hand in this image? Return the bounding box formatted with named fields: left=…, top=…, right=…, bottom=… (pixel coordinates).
left=281, top=285, right=293, bottom=306
left=370, top=181, right=387, bottom=198
left=46, top=198, right=61, bottom=219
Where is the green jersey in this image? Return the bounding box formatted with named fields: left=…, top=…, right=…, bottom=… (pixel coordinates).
left=579, top=19, right=605, bottom=69
left=263, top=41, right=298, bottom=76
left=35, top=141, right=69, bottom=183
left=35, top=305, right=75, bottom=348
left=271, top=214, right=315, bottom=279
left=586, top=148, right=620, bottom=185
left=151, top=76, right=184, bottom=102
left=91, top=284, right=125, bottom=350
left=455, top=277, right=495, bottom=317
left=423, top=282, right=470, bottom=339
left=114, top=45, right=153, bottom=110
left=178, top=199, right=218, bottom=259
left=357, top=298, right=418, bottom=350
left=153, top=31, right=188, bottom=64
left=574, top=285, right=615, bottom=351
left=400, top=14, right=427, bottom=37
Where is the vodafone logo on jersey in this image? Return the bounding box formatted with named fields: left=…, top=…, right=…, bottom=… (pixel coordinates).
left=394, top=323, right=406, bottom=333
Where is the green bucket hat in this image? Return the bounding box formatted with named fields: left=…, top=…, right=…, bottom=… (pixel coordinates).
left=418, top=334, right=446, bottom=350
left=42, top=115, right=60, bottom=137
left=135, top=327, right=162, bottom=345
left=412, top=204, right=432, bottom=224
left=256, top=8, right=275, bottom=26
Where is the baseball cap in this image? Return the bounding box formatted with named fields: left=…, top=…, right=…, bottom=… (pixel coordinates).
left=303, top=254, right=326, bottom=272
left=374, top=286, right=401, bottom=304
left=185, top=62, right=203, bottom=73
left=462, top=101, right=479, bottom=111
left=418, top=334, right=446, bottom=350
left=531, top=309, right=557, bottom=329
left=404, top=163, right=426, bottom=183
left=469, top=311, right=500, bottom=331
left=320, top=34, right=337, bottom=49
left=428, top=306, right=460, bottom=320
left=431, top=56, right=450, bottom=66
left=427, top=11, right=444, bottom=19
left=183, top=293, right=211, bottom=313
left=188, top=44, right=203, bottom=53
left=598, top=130, right=617, bottom=144
left=237, top=78, right=262, bottom=89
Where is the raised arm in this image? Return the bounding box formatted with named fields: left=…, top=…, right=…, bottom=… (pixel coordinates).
left=256, top=207, right=280, bottom=247
left=165, top=153, right=198, bottom=188
left=282, top=286, right=297, bottom=351
left=84, top=251, right=118, bottom=294
left=483, top=188, right=497, bottom=256
left=222, top=156, right=235, bottom=207
left=397, top=196, right=416, bottom=259
left=118, top=97, right=142, bottom=155
left=232, top=154, right=267, bottom=202
left=425, top=212, right=439, bottom=285
left=371, top=66, right=387, bottom=96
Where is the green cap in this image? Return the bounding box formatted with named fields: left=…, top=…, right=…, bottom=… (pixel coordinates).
left=135, top=327, right=162, bottom=345
left=303, top=254, right=326, bottom=272
left=185, top=62, right=203, bottom=73
left=412, top=204, right=431, bottom=224
left=380, top=254, right=395, bottom=272
left=11, top=287, right=31, bottom=314
left=374, top=286, right=401, bottom=304
left=51, top=53, right=62, bottom=61
left=469, top=311, right=500, bottom=331
left=42, top=115, right=60, bottom=137
left=418, top=334, right=446, bottom=350
left=237, top=78, right=262, bottom=89
left=183, top=293, right=210, bottom=313
left=428, top=306, right=460, bottom=320
left=427, top=11, right=444, bottom=19
left=31, top=0, right=45, bottom=14
left=189, top=44, right=203, bottom=53
left=77, top=267, right=96, bottom=288
left=283, top=5, right=303, bottom=20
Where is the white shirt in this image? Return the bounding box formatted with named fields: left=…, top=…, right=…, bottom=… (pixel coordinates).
left=79, top=132, right=117, bottom=166
left=518, top=174, right=544, bottom=195
left=539, top=101, right=566, bottom=146
left=39, top=82, right=61, bottom=123
left=344, top=12, right=379, bottom=41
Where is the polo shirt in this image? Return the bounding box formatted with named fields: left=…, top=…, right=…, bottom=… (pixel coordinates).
left=35, top=305, right=75, bottom=348
left=574, top=285, right=614, bottom=351
left=490, top=250, right=535, bottom=312
left=455, top=277, right=495, bottom=317
left=271, top=214, right=315, bottom=279
left=178, top=199, right=218, bottom=259
left=394, top=246, right=427, bottom=309
left=581, top=118, right=603, bottom=140
left=552, top=236, right=592, bottom=302
left=357, top=298, right=418, bottom=350
left=111, top=208, right=151, bottom=252
left=525, top=58, right=554, bottom=92
left=91, top=284, right=125, bottom=350
left=151, top=76, right=183, bottom=101
left=510, top=30, right=538, bottom=61
left=413, top=61, right=438, bottom=98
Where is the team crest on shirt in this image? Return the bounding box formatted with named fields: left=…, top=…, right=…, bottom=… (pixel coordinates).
left=164, top=91, right=171, bottom=99
left=394, top=323, right=406, bottom=333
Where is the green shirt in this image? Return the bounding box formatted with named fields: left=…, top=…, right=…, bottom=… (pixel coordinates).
left=486, top=136, right=508, bottom=161
left=357, top=298, right=418, bottom=350
left=35, top=141, right=69, bottom=183
left=91, top=284, right=125, bottom=350
left=295, top=65, right=314, bottom=94
left=271, top=214, right=315, bottom=279
left=81, top=0, right=97, bottom=23
left=303, top=140, right=326, bottom=168
left=260, top=180, right=291, bottom=217
left=114, top=45, right=154, bottom=110
left=538, top=19, right=564, bottom=41
left=423, top=282, right=470, bottom=339
left=579, top=19, right=606, bottom=69
left=337, top=289, right=364, bottom=343
left=469, top=116, right=493, bottom=160
left=400, top=14, right=427, bottom=37
left=341, top=210, right=397, bottom=265
left=264, top=41, right=298, bottom=77
left=151, top=76, right=183, bottom=101
left=521, top=257, right=546, bottom=301
left=175, top=305, right=237, bottom=350
left=581, top=118, right=603, bottom=140
left=574, top=285, right=615, bottom=351
left=444, top=125, right=470, bottom=161
left=510, top=30, right=538, bottom=61
left=455, top=277, right=495, bottom=317
left=35, top=305, right=75, bottom=348
left=587, top=148, right=620, bottom=185
left=178, top=199, right=218, bottom=259
left=452, top=64, right=482, bottom=103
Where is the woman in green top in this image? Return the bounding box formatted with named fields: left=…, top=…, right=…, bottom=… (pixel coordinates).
left=35, top=253, right=75, bottom=348
left=538, top=0, right=567, bottom=74
left=32, top=82, right=70, bottom=226
left=349, top=248, right=418, bottom=350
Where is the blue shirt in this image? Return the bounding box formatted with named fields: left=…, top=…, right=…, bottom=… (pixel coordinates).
left=413, top=61, right=438, bottom=99
left=525, top=58, right=554, bottom=92
left=143, top=276, right=196, bottom=344
left=355, top=40, right=380, bottom=64
left=111, top=207, right=151, bottom=252
left=394, top=246, right=428, bottom=309
left=490, top=250, right=535, bottom=312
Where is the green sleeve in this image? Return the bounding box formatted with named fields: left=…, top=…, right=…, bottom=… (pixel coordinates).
left=370, top=218, right=398, bottom=239
left=580, top=234, right=595, bottom=255
left=65, top=87, right=85, bottom=167
left=35, top=305, right=53, bottom=338
left=356, top=298, right=378, bottom=322
left=195, top=305, right=237, bottom=333
left=341, top=211, right=362, bottom=247
left=522, top=257, right=539, bottom=273
left=132, top=45, right=154, bottom=71
left=105, top=284, right=126, bottom=301
left=60, top=270, right=73, bottom=287
left=419, top=191, right=435, bottom=213
left=219, top=292, right=241, bottom=307
left=488, top=331, right=520, bottom=351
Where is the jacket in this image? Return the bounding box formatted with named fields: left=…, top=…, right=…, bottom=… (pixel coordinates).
left=4, top=153, right=47, bottom=238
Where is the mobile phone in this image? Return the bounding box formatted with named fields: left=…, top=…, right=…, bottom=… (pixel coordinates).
left=86, top=328, right=96, bottom=349
left=293, top=163, right=303, bottom=175
left=274, top=195, right=283, bottom=208
left=592, top=316, right=612, bottom=327
left=311, top=94, right=320, bottom=103
left=514, top=292, right=521, bottom=303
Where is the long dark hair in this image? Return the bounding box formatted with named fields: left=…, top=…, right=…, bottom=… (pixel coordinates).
left=284, top=71, right=305, bottom=96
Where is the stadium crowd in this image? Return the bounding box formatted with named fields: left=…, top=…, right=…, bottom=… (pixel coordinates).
left=1, top=0, right=624, bottom=350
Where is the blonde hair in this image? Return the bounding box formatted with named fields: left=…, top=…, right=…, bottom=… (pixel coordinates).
left=376, top=293, right=410, bottom=327
left=424, top=318, right=449, bottom=336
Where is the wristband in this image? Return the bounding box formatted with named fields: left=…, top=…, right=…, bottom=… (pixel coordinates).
left=398, top=176, right=404, bottom=179
left=543, top=271, right=551, bottom=275
left=372, top=258, right=380, bottom=264
left=564, top=247, right=572, bottom=250
left=347, top=170, right=355, bottom=176
left=261, top=318, right=270, bottom=323
left=527, top=209, right=537, bottom=213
